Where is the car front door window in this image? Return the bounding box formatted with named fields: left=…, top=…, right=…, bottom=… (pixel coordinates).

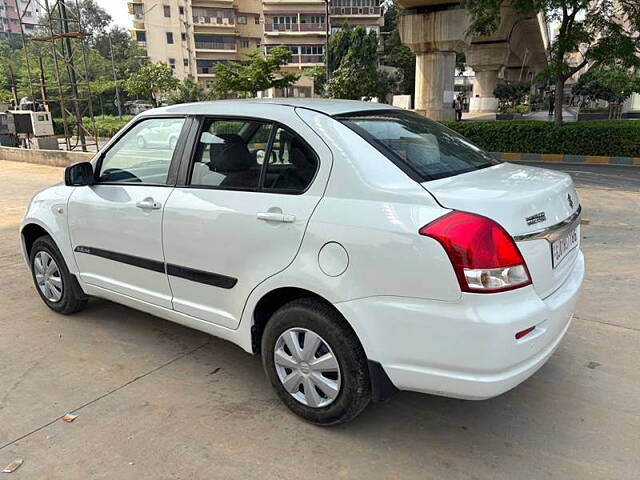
left=98, top=118, right=185, bottom=184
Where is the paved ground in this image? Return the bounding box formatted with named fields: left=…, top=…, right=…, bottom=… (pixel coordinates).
left=0, top=160, right=638, bottom=479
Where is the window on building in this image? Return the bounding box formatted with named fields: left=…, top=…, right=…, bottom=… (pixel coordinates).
left=237, top=15, right=247, bottom=24
left=300, top=45, right=323, bottom=55
left=240, top=39, right=249, bottom=48
left=179, top=6, right=184, bottom=15
left=272, top=16, right=296, bottom=30
left=168, top=58, right=176, bottom=69
left=184, top=58, right=189, bottom=66
left=163, top=5, right=171, bottom=17
left=136, top=31, right=146, bottom=42
left=194, top=34, right=236, bottom=50
left=166, top=32, right=174, bottom=44
left=301, top=15, right=324, bottom=24
left=255, top=15, right=260, bottom=24
left=181, top=32, right=186, bottom=41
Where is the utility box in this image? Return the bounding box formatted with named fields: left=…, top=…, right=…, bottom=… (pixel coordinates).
left=0, top=112, right=18, bottom=147
left=0, top=112, right=16, bottom=135
left=10, top=110, right=55, bottom=136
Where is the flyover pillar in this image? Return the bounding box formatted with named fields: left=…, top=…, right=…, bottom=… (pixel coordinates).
left=415, top=50, right=457, bottom=121
left=466, top=43, right=510, bottom=113
left=399, top=7, right=468, bottom=121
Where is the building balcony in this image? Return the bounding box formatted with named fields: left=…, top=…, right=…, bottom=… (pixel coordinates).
left=288, top=54, right=323, bottom=66
left=330, top=6, right=381, bottom=16
left=264, top=23, right=326, bottom=34
left=193, top=15, right=236, bottom=27
left=192, top=0, right=235, bottom=4
left=195, top=41, right=237, bottom=52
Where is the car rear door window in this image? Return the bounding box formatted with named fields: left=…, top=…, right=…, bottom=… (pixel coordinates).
left=189, top=119, right=271, bottom=190
left=97, top=118, right=185, bottom=184
left=262, top=126, right=318, bottom=193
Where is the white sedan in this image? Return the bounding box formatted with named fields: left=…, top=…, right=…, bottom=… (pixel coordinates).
left=21, top=99, right=583, bottom=425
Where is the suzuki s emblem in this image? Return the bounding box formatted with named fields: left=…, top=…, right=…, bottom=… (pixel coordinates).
left=567, top=193, right=574, bottom=209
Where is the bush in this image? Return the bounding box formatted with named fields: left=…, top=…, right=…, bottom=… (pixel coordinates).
left=442, top=120, right=640, bottom=157
left=500, top=104, right=530, bottom=114
left=53, top=116, right=133, bottom=137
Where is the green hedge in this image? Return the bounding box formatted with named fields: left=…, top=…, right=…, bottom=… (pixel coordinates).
left=442, top=120, right=640, bottom=157
left=54, top=116, right=133, bottom=137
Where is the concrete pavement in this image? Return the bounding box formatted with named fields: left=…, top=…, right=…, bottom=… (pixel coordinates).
left=0, top=160, right=638, bottom=479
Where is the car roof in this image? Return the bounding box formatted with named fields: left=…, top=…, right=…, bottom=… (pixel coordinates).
left=142, top=98, right=399, bottom=117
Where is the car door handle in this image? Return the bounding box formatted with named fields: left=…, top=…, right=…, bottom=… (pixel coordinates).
left=257, top=212, right=296, bottom=223
left=135, top=198, right=162, bottom=210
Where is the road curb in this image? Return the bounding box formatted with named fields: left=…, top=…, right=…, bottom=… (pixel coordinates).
left=493, top=152, right=640, bottom=166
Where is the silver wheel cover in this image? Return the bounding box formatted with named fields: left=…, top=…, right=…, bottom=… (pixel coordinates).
left=34, top=251, right=63, bottom=303
left=274, top=328, right=342, bottom=408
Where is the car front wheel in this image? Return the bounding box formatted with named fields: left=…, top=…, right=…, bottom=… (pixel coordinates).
left=261, top=298, right=371, bottom=426
left=30, top=235, right=87, bottom=315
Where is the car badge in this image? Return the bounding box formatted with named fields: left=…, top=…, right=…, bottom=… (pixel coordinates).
left=567, top=193, right=574, bottom=209
left=526, top=211, right=546, bottom=226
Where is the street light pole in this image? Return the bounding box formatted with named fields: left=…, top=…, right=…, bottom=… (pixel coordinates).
left=109, top=34, right=123, bottom=120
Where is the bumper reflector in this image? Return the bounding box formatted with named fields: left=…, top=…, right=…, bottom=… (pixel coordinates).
left=515, top=326, right=536, bottom=340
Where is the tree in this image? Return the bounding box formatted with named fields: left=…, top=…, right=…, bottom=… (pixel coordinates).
left=209, top=46, right=299, bottom=98
left=124, top=62, right=179, bottom=107
left=325, top=25, right=391, bottom=101
left=462, top=0, right=640, bottom=125
left=77, top=0, right=112, bottom=37
left=493, top=81, right=531, bottom=110
left=572, top=67, right=640, bottom=118
left=302, top=66, right=327, bottom=96
left=168, top=78, right=209, bottom=104
left=94, top=26, right=148, bottom=79
left=381, top=29, right=415, bottom=97
left=37, top=0, right=112, bottom=39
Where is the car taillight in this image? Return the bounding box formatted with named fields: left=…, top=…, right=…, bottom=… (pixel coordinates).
left=419, top=211, right=531, bottom=293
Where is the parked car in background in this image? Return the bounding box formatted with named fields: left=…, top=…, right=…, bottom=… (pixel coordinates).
left=124, top=100, right=154, bottom=116
left=20, top=99, right=584, bottom=425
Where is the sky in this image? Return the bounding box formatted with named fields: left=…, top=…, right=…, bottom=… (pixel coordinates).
left=98, top=0, right=131, bottom=29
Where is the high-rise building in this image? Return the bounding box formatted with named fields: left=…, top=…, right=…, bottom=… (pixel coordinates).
left=128, top=0, right=383, bottom=95
left=1, top=0, right=39, bottom=39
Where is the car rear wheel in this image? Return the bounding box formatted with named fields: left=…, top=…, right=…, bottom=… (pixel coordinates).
left=29, top=235, right=88, bottom=315
left=261, top=297, right=371, bottom=426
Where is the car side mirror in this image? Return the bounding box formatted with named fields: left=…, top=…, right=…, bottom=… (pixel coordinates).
left=64, top=162, right=95, bottom=186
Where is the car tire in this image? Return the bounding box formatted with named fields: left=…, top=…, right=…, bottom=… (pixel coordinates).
left=261, top=297, right=371, bottom=426
left=29, top=235, right=88, bottom=315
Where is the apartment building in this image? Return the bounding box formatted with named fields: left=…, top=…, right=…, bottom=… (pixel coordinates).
left=128, top=0, right=383, bottom=94
left=0, top=0, right=39, bottom=39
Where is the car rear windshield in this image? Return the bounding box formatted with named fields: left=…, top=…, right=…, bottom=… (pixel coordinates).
left=338, top=110, right=499, bottom=181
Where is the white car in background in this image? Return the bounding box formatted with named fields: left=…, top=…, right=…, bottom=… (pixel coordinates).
left=20, top=100, right=583, bottom=425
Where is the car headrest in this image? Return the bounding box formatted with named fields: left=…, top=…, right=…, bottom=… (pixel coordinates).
left=209, top=134, right=255, bottom=172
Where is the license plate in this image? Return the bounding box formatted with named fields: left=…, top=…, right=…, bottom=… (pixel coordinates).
left=552, top=227, right=578, bottom=268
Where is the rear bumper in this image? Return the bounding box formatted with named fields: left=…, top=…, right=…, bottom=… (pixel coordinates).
left=335, top=251, right=584, bottom=400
